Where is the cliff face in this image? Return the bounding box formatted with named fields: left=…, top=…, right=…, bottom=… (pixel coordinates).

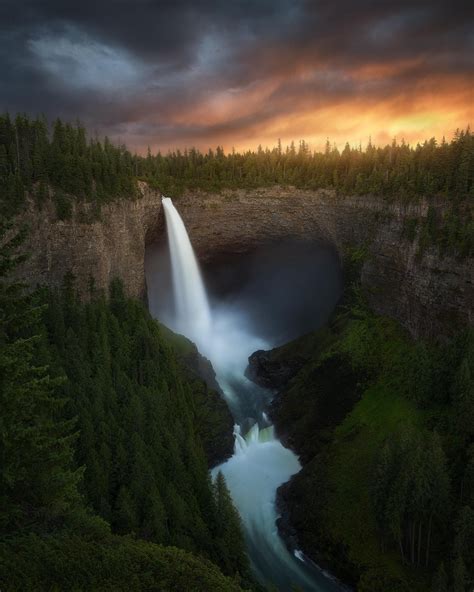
left=16, top=182, right=164, bottom=299
left=16, top=185, right=473, bottom=339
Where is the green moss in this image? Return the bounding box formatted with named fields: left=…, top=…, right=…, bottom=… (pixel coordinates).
left=325, top=385, right=423, bottom=582
left=158, top=322, right=198, bottom=357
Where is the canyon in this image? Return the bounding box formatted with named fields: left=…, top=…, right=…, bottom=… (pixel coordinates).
left=16, top=182, right=473, bottom=340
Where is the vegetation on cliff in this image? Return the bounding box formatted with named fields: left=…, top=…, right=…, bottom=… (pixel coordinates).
left=267, top=291, right=474, bottom=590
left=2, top=113, right=471, bottom=258
left=1, top=113, right=472, bottom=216
left=0, top=114, right=137, bottom=218
left=0, top=225, right=253, bottom=591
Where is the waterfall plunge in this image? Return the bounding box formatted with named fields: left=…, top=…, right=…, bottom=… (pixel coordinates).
left=162, top=197, right=211, bottom=350
left=161, top=196, right=268, bottom=411
left=160, top=197, right=345, bottom=592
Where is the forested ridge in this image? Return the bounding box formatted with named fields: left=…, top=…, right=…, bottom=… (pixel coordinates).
left=1, top=113, right=472, bottom=220
left=267, top=263, right=474, bottom=591
left=0, top=224, right=254, bottom=591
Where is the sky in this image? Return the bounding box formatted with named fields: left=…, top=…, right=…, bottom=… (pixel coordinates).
left=1, top=0, right=473, bottom=153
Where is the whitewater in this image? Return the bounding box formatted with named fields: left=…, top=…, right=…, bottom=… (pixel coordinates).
left=160, top=196, right=345, bottom=591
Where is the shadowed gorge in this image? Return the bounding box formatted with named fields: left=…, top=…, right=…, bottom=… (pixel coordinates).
left=146, top=199, right=345, bottom=590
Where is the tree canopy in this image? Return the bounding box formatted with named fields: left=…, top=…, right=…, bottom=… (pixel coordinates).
left=0, top=229, right=252, bottom=590
left=1, top=113, right=472, bottom=220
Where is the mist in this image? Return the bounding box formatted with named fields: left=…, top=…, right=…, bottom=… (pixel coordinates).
left=145, top=232, right=344, bottom=591
left=145, top=239, right=342, bottom=423
left=145, top=239, right=343, bottom=350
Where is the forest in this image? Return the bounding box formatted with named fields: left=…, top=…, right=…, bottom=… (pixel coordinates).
left=0, top=114, right=472, bottom=217
left=1, top=114, right=471, bottom=259
left=0, top=224, right=255, bottom=591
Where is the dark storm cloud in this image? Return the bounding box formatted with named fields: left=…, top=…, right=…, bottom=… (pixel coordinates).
left=0, top=0, right=472, bottom=150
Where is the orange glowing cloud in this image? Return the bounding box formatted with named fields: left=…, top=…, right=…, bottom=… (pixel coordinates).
left=138, top=65, right=472, bottom=154
left=11, top=1, right=468, bottom=153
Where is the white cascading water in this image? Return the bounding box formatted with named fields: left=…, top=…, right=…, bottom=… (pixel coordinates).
left=161, top=197, right=345, bottom=592
left=162, top=197, right=212, bottom=349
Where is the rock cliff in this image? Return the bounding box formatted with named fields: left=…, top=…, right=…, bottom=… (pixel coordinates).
left=15, top=184, right=473, bottom=339
left=15, top=182, right=163, bottom=299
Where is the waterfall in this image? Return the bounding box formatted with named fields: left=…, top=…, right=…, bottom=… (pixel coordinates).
left=161, top=197, right=211, bottom=349
left=233, top=423, right=276, bottom=455
left=159, top=197, right=346, bottom=592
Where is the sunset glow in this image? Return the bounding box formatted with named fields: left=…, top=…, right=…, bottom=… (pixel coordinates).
left=1, top=1, right=472, bottom=152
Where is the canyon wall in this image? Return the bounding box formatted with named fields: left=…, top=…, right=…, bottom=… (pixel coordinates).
left=15, top=182, right=162, bottom=300
left=16, top=183, right=473, bottom=339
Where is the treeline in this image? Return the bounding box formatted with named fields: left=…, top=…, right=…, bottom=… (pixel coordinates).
left=139, top=131, right=474, bottom=200
left=0, top=114, right=137, bottom=217
left=1, top=113, right=473, bottom=219
left=0, top=225, right=253, bottom=591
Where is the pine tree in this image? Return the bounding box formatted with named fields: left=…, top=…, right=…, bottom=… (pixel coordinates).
left=454, top=506, right=474, bottom=577
left=0, top=224, right=82, bottom=532
left=214, top=471, right=250, bottom=581
left=115, top=485, right=138, bottom=533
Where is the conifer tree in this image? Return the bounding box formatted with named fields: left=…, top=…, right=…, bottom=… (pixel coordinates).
left=0, top=224, right=82, bottom=532
left=214, top=471, right=250, bottom=581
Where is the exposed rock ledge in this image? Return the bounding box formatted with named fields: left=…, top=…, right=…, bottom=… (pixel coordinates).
left=245, top=349, right=305, bottom=389
left=15, top=183, right=473, bottom=340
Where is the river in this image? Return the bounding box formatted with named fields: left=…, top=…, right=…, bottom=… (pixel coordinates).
left=146, top=197, right=346, bottom=591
